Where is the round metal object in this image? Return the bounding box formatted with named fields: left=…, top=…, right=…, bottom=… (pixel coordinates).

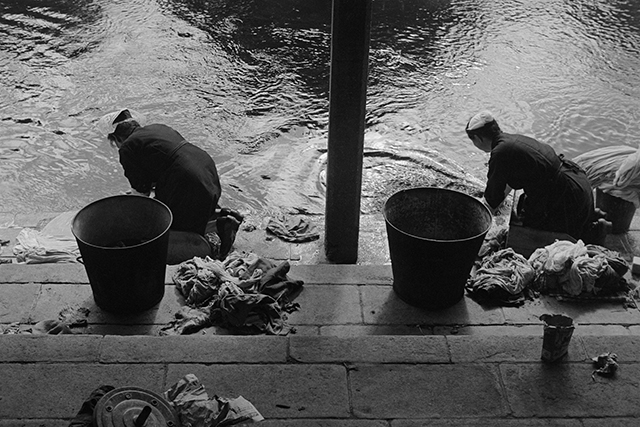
left=93, top=386, right=178, bottom=427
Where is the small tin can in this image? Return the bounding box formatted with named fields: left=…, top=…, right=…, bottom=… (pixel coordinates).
left=540, top=313, right=575, bottom=363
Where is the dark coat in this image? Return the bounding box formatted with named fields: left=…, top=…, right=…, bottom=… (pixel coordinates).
left=485, top=132, right=594, bottom=239
left=118, top=124, right=221, bottom=234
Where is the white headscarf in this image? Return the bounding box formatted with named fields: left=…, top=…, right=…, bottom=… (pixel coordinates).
left=96, top=109, right=146, bottom=137
left=466, top=110, right=495, bottom=131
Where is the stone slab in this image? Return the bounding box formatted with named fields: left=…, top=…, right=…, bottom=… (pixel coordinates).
left=362, top=286, right=505, bottom=325
left=320, top=324, right=429, bottom=336
left=0, top=263, right=88, bottom=284
left=289, top=264, right=393, bottom=285
left=0, top=283, right=40, bottom=323
left=30, top=284, right=183, bottom=325
left=290, top=336, right=449, bottom=363
left=447, top=335, right=586, bottom=363
left=287, top=284, right=363, bottom=325
left=100, top=335, right=287, bottom=363
left=350, top=364, right=506, bottom=418
left=500, top=363, right=640, bottom=417
left=502, top=297, right=640, bottom=325
left=166, top=364, right=350, bottom=418
left=0, top=421, right=68, bottom=427
left=0, top=363, right=164, bottom=418
left=392, top=420, right=582, bottom=427
left=580, top=335, right=640, bottom=360
left=582, top=419, right=640, bottom=427
left=261, top=421, right=388, bottom=427
left=0, top=335, right=102, bottom=362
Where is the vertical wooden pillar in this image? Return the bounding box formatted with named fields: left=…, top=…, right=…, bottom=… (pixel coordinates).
left=324, top=0, right=372, bottom=263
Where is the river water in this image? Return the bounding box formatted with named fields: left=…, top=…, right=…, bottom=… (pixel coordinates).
left=2, top=0, right=640, bottom=219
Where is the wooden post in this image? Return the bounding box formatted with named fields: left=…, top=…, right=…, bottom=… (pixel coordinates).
left=324, top=0, right=372, bottom=263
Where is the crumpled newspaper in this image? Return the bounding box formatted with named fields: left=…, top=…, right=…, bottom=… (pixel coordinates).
left=164, top=374, right=264, bottom=426
left=592, top=352, right=618, bottom=380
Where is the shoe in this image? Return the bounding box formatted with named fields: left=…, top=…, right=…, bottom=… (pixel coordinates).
left=216, top=216, right=241, bottom=260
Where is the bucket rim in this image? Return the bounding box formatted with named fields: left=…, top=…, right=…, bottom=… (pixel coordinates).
left=382, top=186, right=493, bottom=243
left=71, top=194, right=173, bottom=250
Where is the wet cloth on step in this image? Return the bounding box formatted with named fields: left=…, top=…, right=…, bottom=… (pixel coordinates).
left=466, top=248, right=535, bottom=307
left=162, top=251, right=303, bottom=335
left=266, top=213, right=319, bottom=243
left=528, top=240, right=630, bottom=298
left=13, top=211, right=79, bottom=263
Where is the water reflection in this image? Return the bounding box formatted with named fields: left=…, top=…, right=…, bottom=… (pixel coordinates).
left=0, top=0, right=640, bottom=217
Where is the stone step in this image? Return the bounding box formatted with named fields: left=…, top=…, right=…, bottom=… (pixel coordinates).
left=0, top=334, right=639, bottom=425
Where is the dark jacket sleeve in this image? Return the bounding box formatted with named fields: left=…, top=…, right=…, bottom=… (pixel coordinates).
left=118, top=143, right=153, bottom=193
left=484, top=149, right=510, bottom=209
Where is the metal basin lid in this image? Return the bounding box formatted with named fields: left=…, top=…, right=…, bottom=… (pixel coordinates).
left=93, top=386, right=178, bottom=427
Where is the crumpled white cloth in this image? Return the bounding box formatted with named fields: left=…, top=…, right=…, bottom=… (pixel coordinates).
left=529, top=240, right=588, bottom=276
left=528, top=239, right=623, bottom=296
left=13, top=228, right=79, bottom=264
left=575, top=145, right=640, bottom=207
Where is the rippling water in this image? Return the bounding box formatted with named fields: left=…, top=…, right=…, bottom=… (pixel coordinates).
left=1, top=0, right=640, bottom=218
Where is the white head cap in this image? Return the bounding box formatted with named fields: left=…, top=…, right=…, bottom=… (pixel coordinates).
left=96, top=109, right=146, bottom=137
left=466, top=110, right=495, bottom=131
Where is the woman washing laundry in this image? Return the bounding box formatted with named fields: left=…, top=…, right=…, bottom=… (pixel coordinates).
left=99, top=109, right=242, bottom=261
left=465, top=110, right=609, bottom=244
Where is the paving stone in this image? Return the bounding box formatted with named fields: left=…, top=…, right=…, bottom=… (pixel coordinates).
left=290, top=336, right=449, bottom=363
left=0, top=263, right=88, bottom=284
left=350, top=364, right=506, bottom=418
left=500, top=363, right=640, bottom=417
left=573, top=324, right=632, bottom=336
left=392, top=419, right=582, bottom=426
left=166, top=364, right=350, bottom=418
left=580, top=335, right=640, bottom=360
left=0, top=283, right=40, bottom=323
left=261, top=421, right=388, bottom=427
left=289, top=264, right=393, bottom=285
left=84, top=324, right=166, bottom=335
left=289, top=325, right=319, bottom=335
left=502, top=296, right=640, bottom=325
left=0, top=335, right=101, bottom=362
left=447, top=335, right=586, bottom=363
left=31, top=284, right=183, bottom=325
left=362, top=286, right=505, bottom=325
left=582, top=418, right=640, bottom=427
left=0, top=421, right=68, bottom=427
left=626, top=325, right=640, bottom=334
left=286, top=284, right=363, bottom=325
left=433, top=325, right=541, bottom=335
left=319, top=324, right=429, bottom=336
left=101, top=335, right=287, bottom=363
left=0, top=363, right=164, bottom=418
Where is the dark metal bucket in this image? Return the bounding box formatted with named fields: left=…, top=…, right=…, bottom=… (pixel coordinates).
left=383, top=187, right=492, bottom=309
left=71, top=195, right=173, bottom=313
left=595, top=188, right=636, bottom=234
